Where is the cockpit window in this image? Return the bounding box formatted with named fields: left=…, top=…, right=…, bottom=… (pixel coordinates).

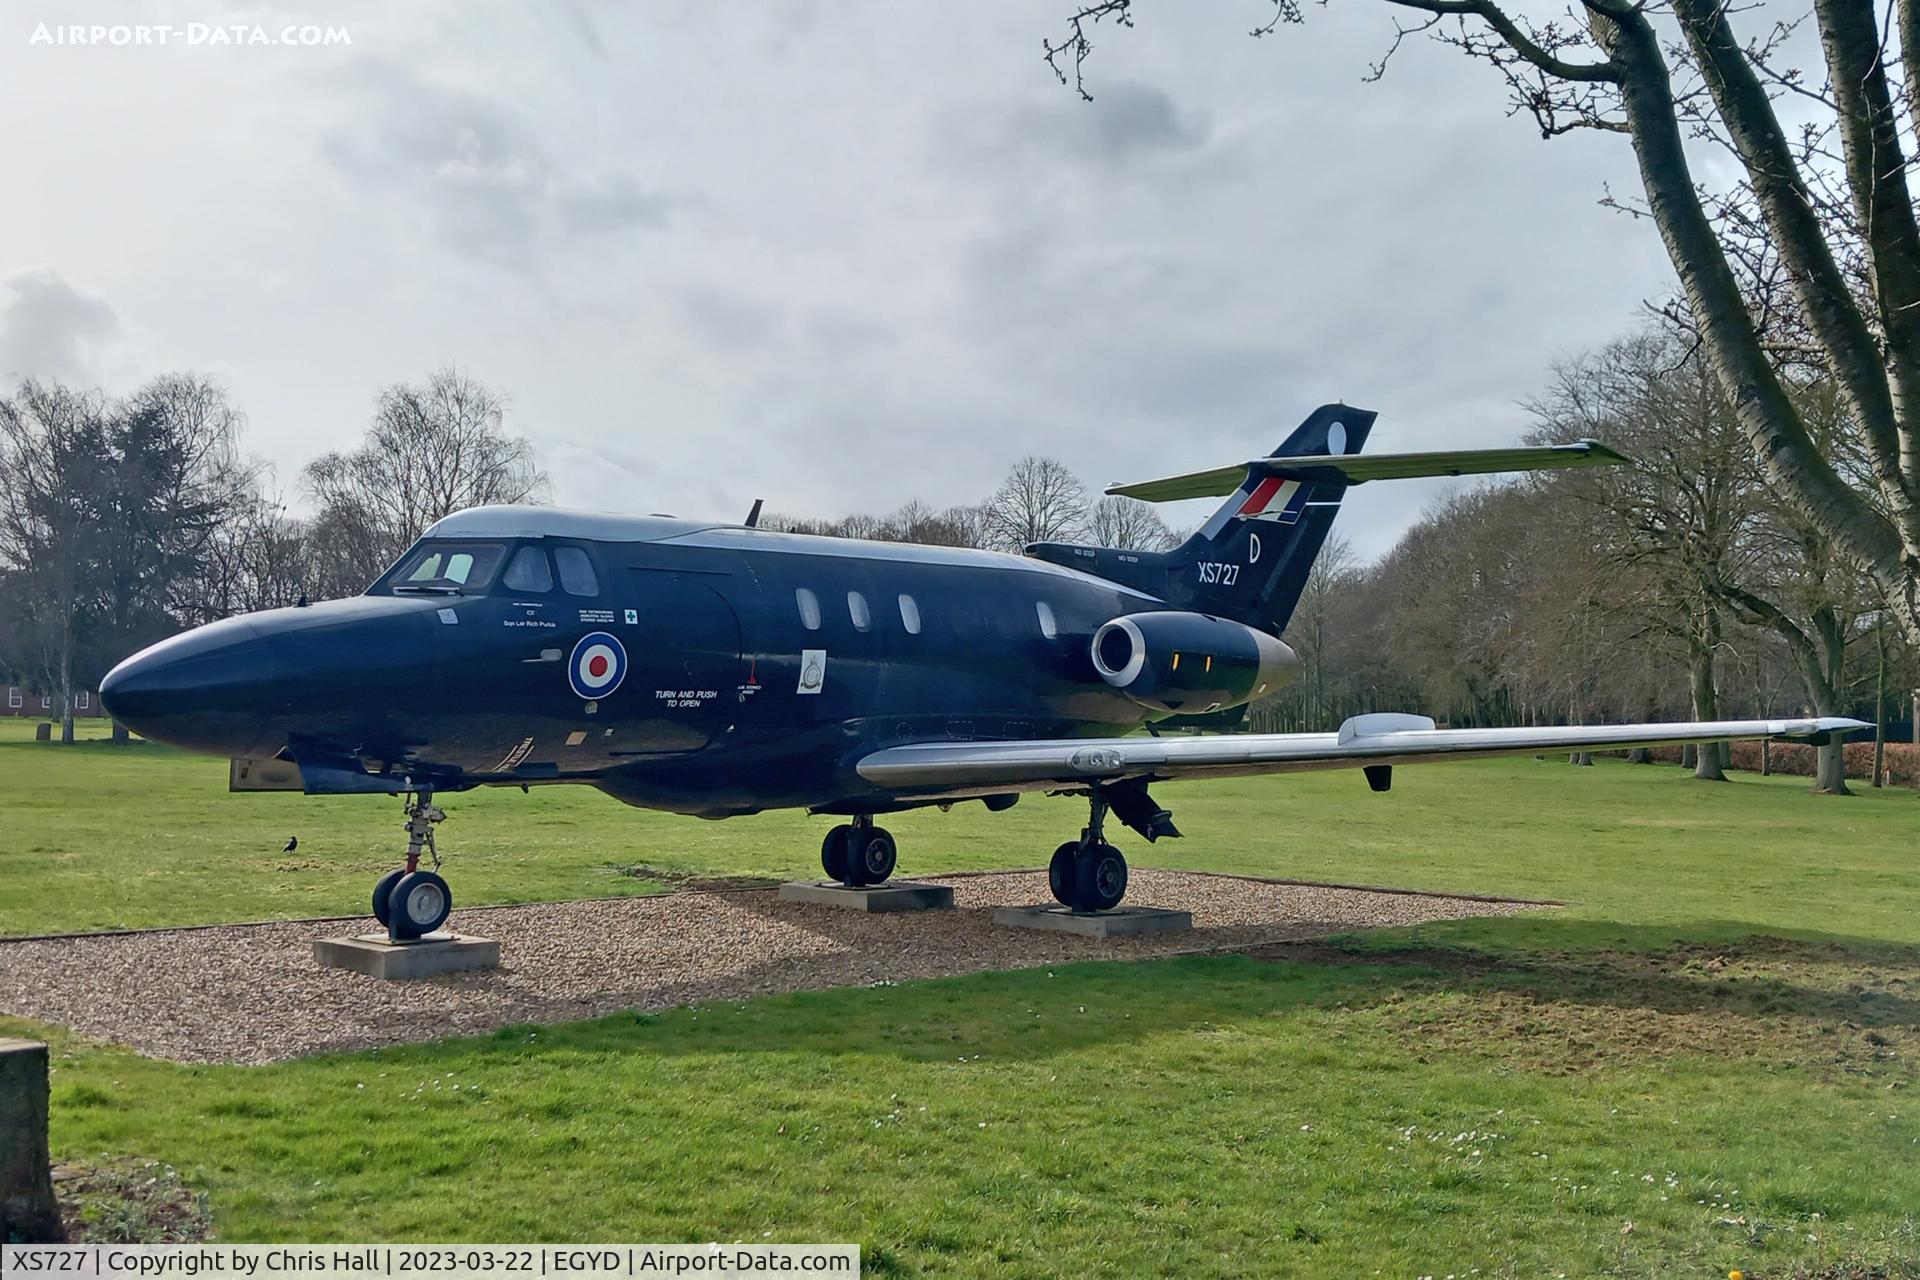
left=502, top=546, right=554, bottom=593
left=554, top=546, right=600, bottom=597
left=388, top=542, right=506, bottom=594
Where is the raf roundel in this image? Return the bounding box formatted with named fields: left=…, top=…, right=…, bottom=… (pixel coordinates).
left=569, top=631, right=627, bottom=700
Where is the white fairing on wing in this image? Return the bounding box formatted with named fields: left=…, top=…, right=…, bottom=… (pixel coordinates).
left=854, top=716, right=1870, bottom=798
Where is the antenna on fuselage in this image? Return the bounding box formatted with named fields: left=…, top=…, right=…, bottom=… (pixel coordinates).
left=744, top=498, right=764, bottom=528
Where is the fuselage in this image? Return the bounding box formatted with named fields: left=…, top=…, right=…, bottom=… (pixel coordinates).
left=100, top=505, right=1216, bottom=817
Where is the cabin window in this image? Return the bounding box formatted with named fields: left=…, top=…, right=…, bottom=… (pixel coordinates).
left=898, top=594, right=921, bottom=635
left=502, top=546, right=554, bottom=593
left=796, top=587, right=822, bottom=631
left=41, top=694, right=51, bottom=709
left=554, top=546, right=599, bottom=597
left=7, top=688, right=20, bottom=708
left=848, top=591, right=871, bottom=632
left=76, top=690, right=89, bottom=710
left=1035, top=601, right=1058, bottom=639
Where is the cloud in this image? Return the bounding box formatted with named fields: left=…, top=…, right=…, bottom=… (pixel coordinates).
left=0, top=268, right=125, bottom=386
left=1078, top=82, right=1212, bottom=161
left=320, top=61, right=667, bottom=264
left=0, top=0, right=1680, bottom=562
left=990, top=81, right=1214, bottom=173
left=560, top=168, right=671, bottom=236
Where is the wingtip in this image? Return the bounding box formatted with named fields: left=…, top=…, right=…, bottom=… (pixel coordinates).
left=1567, top=439, right=1634, bottom=466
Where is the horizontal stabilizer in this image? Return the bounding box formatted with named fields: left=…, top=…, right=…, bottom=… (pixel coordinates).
left=1107, top=440, right=1630, bottom=503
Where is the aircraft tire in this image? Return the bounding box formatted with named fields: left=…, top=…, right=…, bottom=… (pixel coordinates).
left=372, top=869, right=406, bottom=927
left=850, top=827, right=897, bottom=886
left=821, top=825, right=853, bottom=883
left=1048, top=842, right=1079, bottom=906
left=387, top=870, right=453, bottom=940
left=1071, top=842, right=1128, bottom=913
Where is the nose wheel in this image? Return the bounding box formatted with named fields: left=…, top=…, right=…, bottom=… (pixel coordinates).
left=1048, top=792, right=1130, bottom=913
left=372, top=792, right=454, bottom=941
left=821, top=817, right=897, bottom=887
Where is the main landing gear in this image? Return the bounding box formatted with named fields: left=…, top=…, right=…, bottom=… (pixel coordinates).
left=1048, top=790, right=1130, bottom=913
left=1045, top=782, right=1179, bottom=913
left=820, top=815, right=898, bottom=887
left=371, top=792, right=453, bottom=942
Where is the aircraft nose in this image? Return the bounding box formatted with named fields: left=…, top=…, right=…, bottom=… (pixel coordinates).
left=100, top=618, right=284, bottom=754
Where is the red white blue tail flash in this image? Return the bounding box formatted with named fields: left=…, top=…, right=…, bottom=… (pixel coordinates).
left=1235, top=476, right=1311, bottom=523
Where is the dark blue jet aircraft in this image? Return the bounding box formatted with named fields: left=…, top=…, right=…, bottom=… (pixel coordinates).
left=100, top=405, right=1863, bottom=940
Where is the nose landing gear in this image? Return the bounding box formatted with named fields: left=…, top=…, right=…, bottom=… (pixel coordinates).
left=820, top=815, right=898, bottom=887
left=372, top=792, right=453, bottom=941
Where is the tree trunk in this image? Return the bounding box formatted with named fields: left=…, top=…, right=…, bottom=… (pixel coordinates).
left=1681, top=742, right=1698, bottom=768
left=1627, top=747, right=1652, bottom=763
left=1688, top=625, right=1728, bottom=780
left=1815, top=734, right=1852, bottom=793
left=1761, top=738, right=1772, bottom=775
left=1598, top=3, right=1920, bottom=656
left=0, top=1039, right=64, bottom=1243
left=55, top=618, right=75, bottom=746
left=1873, top=623, right=1888, bottom=787
left=1811, top=608, right=1853, bottom=795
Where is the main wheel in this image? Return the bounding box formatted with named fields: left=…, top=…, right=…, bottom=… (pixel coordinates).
left=372, top=868, right=406, bottom=927
left=848, top=826, right=897, bottom=886
left=1071, top=842, right=1128, bottom=913
left=387, top=870, right=452, bottom=940
left=820, top=825, right=853, bottom=883
left=1048, top=842, right=1080, bottom=907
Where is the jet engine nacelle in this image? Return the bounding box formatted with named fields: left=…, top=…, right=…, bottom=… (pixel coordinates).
left=1090, top=611, right=1300, bottom=714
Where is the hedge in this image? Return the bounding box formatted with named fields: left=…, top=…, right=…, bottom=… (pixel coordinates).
left=1636, top=739, right=1919, bottom=785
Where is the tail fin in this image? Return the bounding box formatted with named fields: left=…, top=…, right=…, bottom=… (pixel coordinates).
left=1027, top=404, right=1375, bottom=633
left=1029, top=404, right=1627, bottom=634
left=1164, top=404, right=1375, bottom=631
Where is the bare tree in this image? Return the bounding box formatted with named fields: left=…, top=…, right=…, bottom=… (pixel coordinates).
left=1044, top=0, right=1920, bottom=659
left=762, top=500, right=989, bottom=548
left=0, top=383, right=109, bottom=743
left=0, top=374, right=254, bottom=739
left=1282, top=533, right=1359, bottom=727
left=1531, top=332, right=1762, bottom=779
left=981, top=456, right=1087, bottom=550
left=886, top=500, right=991, bottom=548
left=1088, top=494, right=1178, bottom=550
left=302, top=367, right=547, bottom=590
left=107, top=374, right=259, bottom=637
left=1710, top=382, right=1879, bottom=792
left=194, top=496, right=316, bottom=619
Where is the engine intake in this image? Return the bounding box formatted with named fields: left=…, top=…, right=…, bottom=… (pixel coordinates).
left=1090, top=611, right=1300, bottom=714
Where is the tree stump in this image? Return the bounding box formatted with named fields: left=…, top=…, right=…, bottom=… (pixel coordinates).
left=0, top=1039, right=64, bottom=1243
left=110, top=721, right=129, bottom=744
left=32, top=723, right=50, bottom=743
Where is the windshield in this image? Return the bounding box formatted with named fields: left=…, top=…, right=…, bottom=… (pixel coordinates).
left=384, top=541, right=506, bottom=594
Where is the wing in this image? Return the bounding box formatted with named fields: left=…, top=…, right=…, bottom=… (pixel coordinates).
left=854, top=714, right=1869, bottom=798
left=1106, top=441, right=1629, bottom=503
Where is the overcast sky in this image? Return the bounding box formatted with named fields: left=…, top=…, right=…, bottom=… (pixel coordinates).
left=0, top=1, right=1683, bottom=560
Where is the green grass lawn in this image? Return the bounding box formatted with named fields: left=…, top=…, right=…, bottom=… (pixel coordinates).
left=2, top=719, right=1917, bottom=1276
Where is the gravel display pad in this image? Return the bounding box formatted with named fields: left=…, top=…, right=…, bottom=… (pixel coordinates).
left=0, top=871, right=1550, bottom=1064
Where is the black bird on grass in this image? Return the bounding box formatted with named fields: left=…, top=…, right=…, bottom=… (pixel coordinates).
left=282, top=836, right=298, bottom=854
